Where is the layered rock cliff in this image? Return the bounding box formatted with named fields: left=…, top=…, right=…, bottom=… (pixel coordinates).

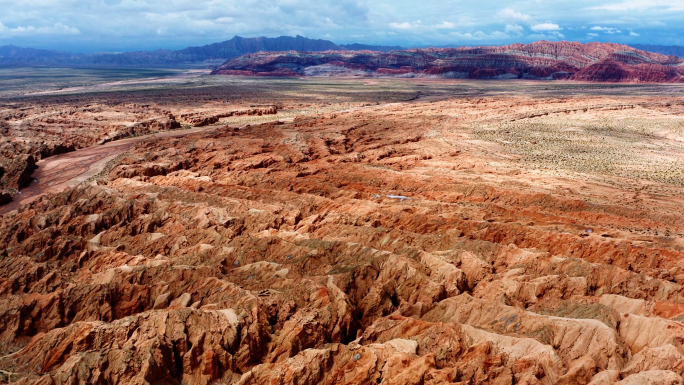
left=212, top=41, right=684, bottom=83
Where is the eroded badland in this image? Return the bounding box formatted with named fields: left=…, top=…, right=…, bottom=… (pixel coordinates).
left=1, top=78, right=684, bottom=384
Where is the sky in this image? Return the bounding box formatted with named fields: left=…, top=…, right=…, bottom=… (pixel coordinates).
left=0, top=0, right=683, bottom=53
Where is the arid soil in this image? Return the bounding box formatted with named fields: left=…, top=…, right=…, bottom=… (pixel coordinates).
left=0, top=77, right=384, bottom=205
left=1, top=79, right=684, bottom=384
left=0, top=124, right=236, bottom=214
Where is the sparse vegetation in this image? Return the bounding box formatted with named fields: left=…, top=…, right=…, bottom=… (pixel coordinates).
left=472, top=101, right=684, bottom=186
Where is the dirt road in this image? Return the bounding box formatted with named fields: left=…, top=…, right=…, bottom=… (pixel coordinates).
left=0, top=125, right=224, bottom=214
left=0, top=93, right=443, bottom=215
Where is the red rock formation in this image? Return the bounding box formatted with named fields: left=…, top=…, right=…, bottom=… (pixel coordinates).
left=2, top=84, right=684, bottom=384
left=212, top=41, right=684, bottom=83
left=180, top=107, right=278, bottom=127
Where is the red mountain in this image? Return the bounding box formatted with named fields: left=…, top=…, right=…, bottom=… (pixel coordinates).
left=211, top=41, right=684, bottom=83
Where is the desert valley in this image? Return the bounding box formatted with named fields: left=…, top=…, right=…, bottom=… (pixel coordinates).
left=0, top=36, right=684, bottom=385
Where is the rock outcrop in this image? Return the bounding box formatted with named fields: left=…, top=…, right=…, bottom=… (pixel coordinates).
left=179, top=106, right=278, bottom=127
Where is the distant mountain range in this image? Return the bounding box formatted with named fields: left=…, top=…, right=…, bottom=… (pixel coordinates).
left=0, top=45, right=77, bottom=66
left=212, top=41, right=684, bottom=83
left=630, top=44, right=684, bottom=59
left=0, top=36, right=403, bottom=68
left=2, top=36, right=682, bottom=73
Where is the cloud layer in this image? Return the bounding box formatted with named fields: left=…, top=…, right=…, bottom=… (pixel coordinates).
left=0, top=0, right=682, bottom=52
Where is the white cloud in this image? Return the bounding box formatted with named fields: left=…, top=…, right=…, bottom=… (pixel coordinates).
left=0, top=22, right=80, bottom=37
left=435, top=21, right=455, bottom=29
left=590, top=26, right=621, bottom=34
left=530, top=32, right=565, bottom=40
left=449, top=31, right=492, bottom=41
left=448, top=28, right=520, bottom=42
left=497, top=8, right=533, bottom=23
left=593, top=0, right=684, bottom=11
left=215, top=17, right=234, bottom=24
left=587, top=33, right=599, bottom=37
left=505, top=24, right=524, bottom=35
left=531, top=23, right=561, bottom=31
left=630, top=31, right=640, bottom=36
left=390, top=22, right=417, bottom=30
left=0, top=0, right=680, bottom=52
left=390, top=20, right=458, bottom=32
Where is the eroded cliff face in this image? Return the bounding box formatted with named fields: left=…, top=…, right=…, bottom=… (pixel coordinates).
left=1, top=92, right=684, bottom=384
left=212, top=41, right=684, bottom=83
left=0, top=95, right=279, bottom=206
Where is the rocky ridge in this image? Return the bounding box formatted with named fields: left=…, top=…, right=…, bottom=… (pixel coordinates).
left=212, top=41, right=684, bottom=83
left=1, top=89, right=684, bottom=384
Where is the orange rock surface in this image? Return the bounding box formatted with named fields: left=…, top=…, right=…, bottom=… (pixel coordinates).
left=1, top=80, right=684, bottom=384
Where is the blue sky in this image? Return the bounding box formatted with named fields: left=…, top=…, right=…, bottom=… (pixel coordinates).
left=0, top=0, right=683, bottom=52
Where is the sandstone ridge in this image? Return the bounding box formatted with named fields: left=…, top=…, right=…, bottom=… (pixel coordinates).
left=212, top=41, right=684, bottom=83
